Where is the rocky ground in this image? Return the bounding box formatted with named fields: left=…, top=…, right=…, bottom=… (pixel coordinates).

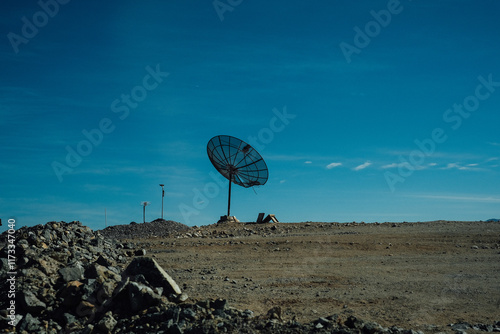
left=98, top=219, right=190, bottom=240
left=0, top=220, right=499, bottom=333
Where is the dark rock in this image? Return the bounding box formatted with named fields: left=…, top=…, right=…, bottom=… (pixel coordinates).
left=0, top=258, right=8, bottom=272
left=58, top=280, right=84, bottom=307
left=94, top=280, right=118, bottom=304
left=266, top=306, right=282, bottom=321
left=345, top=315, right=364, bottom=330
left=127, top=281, right=164, bottom=312
left=20, top=290, right=47, bottom=313
left=181, top=307, right=197, bottom=321
left=42, top=228, right=53, bottom=242
left=81, top=278, right=99, bottom=301
left=452, top=323, right=471, bottom=331
left=17, top=238, right=30, bottom=249
left=123, top=242, right=135, bottom=249
left=478, top=323, right=494, bottom=332
left=85, top=263, right=121, bottom=283
left=97, top=311, right=117, bottom=333
left=242, top=309, right=254, bottom=318
left=76, top=300, right=96, bottom=318
left=389, top=325, right=406, bottom=334
left=168, top=323, right=183, bottom=334
left=95, top=254, right=113, bottom=267
left=58, top=262, right=84, bottom=282
left=49, top=248, right=70, bottom=263
left=211, top=298, right=228, bottom=310
left=166, top=305, right=181, bottom=324
left=135, top=249, right=147, bottom=256
left=130, top=273, right=149, bottom=285
left=364, top=321, right=384, bottom=334
left=18, top=313, right=41, bottom=332
left=110, top=277, right=130, bottom=301
left=63, top=312, right=77, bottom=326
left=36, top=256, right=61, bottom=276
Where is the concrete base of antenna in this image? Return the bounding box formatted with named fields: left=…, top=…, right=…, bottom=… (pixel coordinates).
left=217, top=215, right=240, bottom=224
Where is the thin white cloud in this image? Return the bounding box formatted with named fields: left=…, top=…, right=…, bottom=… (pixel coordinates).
left=380, top=162, right=416, bottom=169
left=380, top=149, right=482, bottom=161
left=411, top=194, right=500, bottom=203
left=485, top=158, right=499, bottom=168
left=381, top=162, right=398, bottom=169
left=280, top=180, right=286, bottom=184
left=442, top=163, right=471, bottom=170
left=304, top=161, right=312, bottom=164
left=326, top=162, right=342, bottom=169
left=353, top=162, right=372, bottom=171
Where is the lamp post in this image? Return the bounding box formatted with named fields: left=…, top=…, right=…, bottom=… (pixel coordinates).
left=141, top=202, right=150, bottom=223
left=159, top=184, right=165, bottom=219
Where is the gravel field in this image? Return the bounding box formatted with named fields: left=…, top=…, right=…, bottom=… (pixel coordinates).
left=123, top=220, right=500, bottom=332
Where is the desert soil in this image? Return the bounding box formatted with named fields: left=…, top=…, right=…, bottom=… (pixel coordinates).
left=122, top=221, right=500, bottom=332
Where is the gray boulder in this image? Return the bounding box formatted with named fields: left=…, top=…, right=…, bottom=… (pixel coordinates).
left=18, top=313, right=41, bottom=332
left=127, top=281, right=164, bottom=312
left=20, top=290, right=46, bottom=313
left=85, top=263, right=121, bottom=283
left=124, top=257, right=182, bottom=296
left=58, top=262, right=84, bottom=282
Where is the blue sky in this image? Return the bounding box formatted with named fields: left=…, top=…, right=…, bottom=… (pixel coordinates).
left=1, top=0, right=499, bottom=232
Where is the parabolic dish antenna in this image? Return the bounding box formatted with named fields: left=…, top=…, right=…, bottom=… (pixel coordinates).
left=207, top=135, right=269, bottom=217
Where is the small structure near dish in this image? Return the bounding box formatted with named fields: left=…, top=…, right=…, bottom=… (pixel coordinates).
left=263, top=214, right=279, bottom=223
left=218, top=215, right=240, bottom=223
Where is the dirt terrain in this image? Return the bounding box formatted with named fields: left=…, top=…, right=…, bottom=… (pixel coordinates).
left=122, top=221, right=500, bottom=332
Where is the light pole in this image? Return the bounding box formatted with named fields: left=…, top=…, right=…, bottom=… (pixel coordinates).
left=141, top=202, right=150, bottom=223
left=159, top=184, right=165, bottom=219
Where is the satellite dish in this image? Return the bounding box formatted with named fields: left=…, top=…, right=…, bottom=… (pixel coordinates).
left=207, top=135, right=269, bottom=217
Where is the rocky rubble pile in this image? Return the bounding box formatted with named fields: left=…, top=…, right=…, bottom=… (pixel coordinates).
left=0, top=221, right=185, bottom=333
left=98, top=219, right=190, bottom=240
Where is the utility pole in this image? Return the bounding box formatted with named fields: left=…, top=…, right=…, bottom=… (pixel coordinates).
left=159, top=184, right=165, bottom=219
left=141, top=202, right=150, bottom=223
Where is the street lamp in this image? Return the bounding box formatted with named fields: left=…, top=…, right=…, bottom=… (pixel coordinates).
left=159, top=184, right=165, bottom=219
left=141, top=202, right=150, bottom=223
